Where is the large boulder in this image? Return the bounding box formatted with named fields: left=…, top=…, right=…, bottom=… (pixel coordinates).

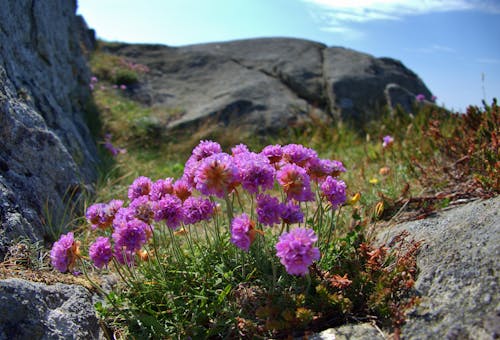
left=0, top=278, right=101, bottom=339
left=377, top=197, right=500, bottom=339
left=0, top=0, right=98, bottom=257
left=101, top=38, right=432, bottom=134
left=313, top=196, right=499, bottom=339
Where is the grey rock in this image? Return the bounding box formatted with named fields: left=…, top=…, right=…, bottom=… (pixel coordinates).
left=0, top=0, right=98, bottom=256
left=377, top=197, right=500, bottom=339
left=323, top=48, right=432, bottom=124
left=102, top=37, right=432, bottom=135
left=308, top=322, right=386, bottom=339
left=0, top=278, right=101, bottom=340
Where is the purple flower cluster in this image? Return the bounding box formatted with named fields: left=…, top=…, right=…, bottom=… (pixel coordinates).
left=282, top=144, right=317, bottom=167
left=149, top=178, right=174, bottom=201
left=280, top=202, right=304, bottom=225
left=256, top=195, right=305, bottom=226
left=153, top=195, right=184, bottom=229
left=234, top=152, right=275, bottom=194
left=276, top=164, right=314, bottom=202
left=89, top=237, right=113, bottom=269
left=52, top=140, right=347, bottom=277
left=183, top=197, right=215, bottom=225
left=112, top=218, right=148, bottom=252
left=86, top=199, right=123, bottom=230
left=230, top=213, right=256, bottom=251
left=320, top=176, right=347, bottom=209
left=260, top=144, right=283, bottom=166
left=415, top=94, right=426, bottom=102
left=256, top=194, right=282, bottom=226
left=103, top=134, right=126, bottom=156
left=275, top=228, right=320, bottom=276
left=128, top=176, right=153, bottom=201
left=50, top=232, right=79, bottom=273
left=194, top=153, right=239, bottom=198
left=129, top=196, right=155, bottom=223
left=382, top=135, right=394, bottom=148
left=89, top=76, right=98, bottom=91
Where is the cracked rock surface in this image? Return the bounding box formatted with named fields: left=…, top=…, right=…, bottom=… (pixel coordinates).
left=0, top=278, right=101, bottom=340
left=102, top=38, right=432, bottom=134
left=0, top=0, right=98, bottom=257
left=377, top=197, right=500, bottom=339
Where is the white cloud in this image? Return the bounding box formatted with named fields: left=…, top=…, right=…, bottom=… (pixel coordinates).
left=431, top=44, right=456, bottom=53
left=303, top=0, right=500, bottom=34
left=477, top=58, right=500, bottom=64
left=405, top=44, right=456, bottom=54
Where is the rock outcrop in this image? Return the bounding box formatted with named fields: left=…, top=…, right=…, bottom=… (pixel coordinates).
left=0, top=278, right=101, bottom=339
left=314, top=197, right=499, bottom=340
left=377, top=197, right=500, bottom=339
left=0, top=0, right=98, bottom=257
left=101, top=38, right=432, bottom=135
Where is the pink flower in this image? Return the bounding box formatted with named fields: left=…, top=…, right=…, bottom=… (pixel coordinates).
left=231, top=143, right=250, bottom=156
left=282, top=144, right=317, bottom=167
left=280, top=202, right=304, bottom=224
left=112, top=218, right=148, bottom=252
left=128, top=176, right=153, bottom=201
left=275, top=228, right=320, bottom=276
left=173, top=178, right=192, bottom=201
left=382, top=135, right=394, bottom=148
left=120, top=84, right=127, bottom=90
left=307, top=158, right=346, bottom=182
left=276, top=164, right=314, bottom=202
left=129, top=195, right=154, bottom=224
left=230, top=213, right=257, bottom=252
left=195, top=153, right=239, bottom=198
left=234, top=152, right=275, bottom=194
left=191, top=140, right=222, bottom=161
left=260, top=144, right=283, bottom=166
left=149, top=178, right=175, bottom=201
left=89, top=237, right=113, bottom=269
left=182, top=196, right=215, bottom=225
left=320, top=176, right=347, bottom=209
left=50, top=232, right=80, bottom=273
left=152, top=194, right=184, bottom=229
left=183, top=140, right=222, bottom=186
left=256, top=194, right=283, bottom=227
left=416, top=94, right=425, bottom=102
left=86, top=200, right=123, bottom=230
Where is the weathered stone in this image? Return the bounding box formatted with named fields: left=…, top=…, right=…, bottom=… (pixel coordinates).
left=377, top=197, right=500, bottom=339
left=308, top=322, right=386, bottom=339
left=0, top=278, right=101, bottom=340
left=0, top=0, right=98, bottom=257
left=323, top=48, right=432, bottom=124
left=102, top=38, right=432, bottom=135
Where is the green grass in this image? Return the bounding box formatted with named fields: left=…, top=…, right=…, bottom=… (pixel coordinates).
left=57, top=50, right=499, bottom=338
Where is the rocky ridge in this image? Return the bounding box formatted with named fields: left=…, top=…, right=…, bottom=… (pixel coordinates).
left=102, top=38, right=432, bottom=135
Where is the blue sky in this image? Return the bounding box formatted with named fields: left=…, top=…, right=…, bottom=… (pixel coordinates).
left=77, top=0, right=500, bottom=112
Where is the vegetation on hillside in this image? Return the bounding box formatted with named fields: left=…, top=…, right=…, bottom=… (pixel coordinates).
left=35, top=49, right=500, bottom=338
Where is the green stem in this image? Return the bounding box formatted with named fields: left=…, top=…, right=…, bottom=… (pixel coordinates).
left=150, top=225, right=168, bottom=282
left=325, top=207, right=336, bottom=249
